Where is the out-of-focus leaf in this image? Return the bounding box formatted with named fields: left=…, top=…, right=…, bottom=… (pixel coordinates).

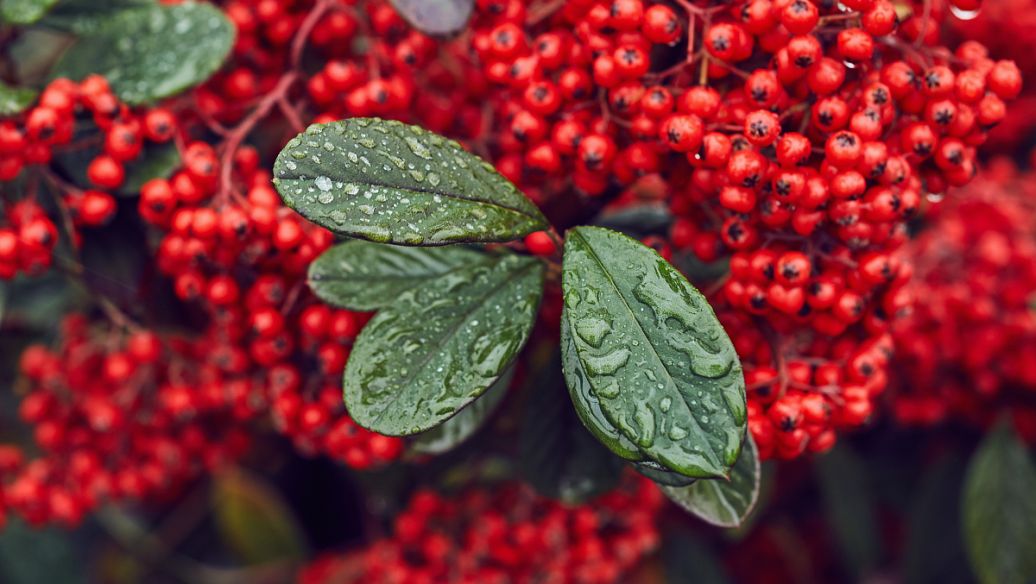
left=38, top=0, right=153, bottom=33
left=51, top=1, right=234, bottom=105
left=0, top=81, right=38, bottom=116
left=388, top=0, right=473, bottom=36
left=903, top=455, right=971, bottom=584
left=815, top=444, right=881, bottom=580
left=0, top=519, right=86, bottom=584
left=594, top=204, right=673, bottom=238
left=662, top=532, right=731, bottom=584
left=212, top=468, right=307, bottom=565
left=962, top=420, right=1036, bottom=584
left=0, top=0, right=59, bottom=24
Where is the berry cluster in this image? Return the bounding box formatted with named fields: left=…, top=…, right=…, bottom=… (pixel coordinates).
left=298, top=477, right=662, bottom=584
left=460, top=0, right=1018, bottom=458
left=1, top=315, right=250, bottom=527
left=892, top=157, right=1036, bottom=437
left=141, top=144, right=403, bottom=469
left=0, top=76, right=177, bottom=279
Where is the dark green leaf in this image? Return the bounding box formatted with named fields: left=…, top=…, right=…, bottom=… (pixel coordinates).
left=815, top=444, right=881, bottom=579
left=118, top=141, right=180, bottom=196
left=903, top=456, right=971, bottom=584
left=309, top=239, right=490, bottom=311
left=660, top=435, right=760, bottom=528
left=594, top=203, right=673, bottom=238
left=0, top=519, right=85, bottom=584
left=212, top=469, right=307, bottom=565
left=410, top=365, right=514, bottom=455
left=39, top=0, right=153, bottom=34
left=560, top=226, right=746, bottom=479
left=963, top=420, right=1036, bottom=584
left=663, top=533, right=731, bottom=584
left=632, top=460, right=696, bottom=487
left=389, top=0, right=473, bottom=36
left=344, top=254, right=543, bottom=435
left=0, top=281, right=7, bottom=324
left=1, top=0, right=58, bottom=24
left=0, top=81, right=38, bottom=115
left=520, top=347, right=623, bottom=504
left=273, top=118, right=548, bottom=246
left=51, top=1, right=234, bottom=105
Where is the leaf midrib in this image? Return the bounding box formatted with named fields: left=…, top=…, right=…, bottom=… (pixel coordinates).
left=362, top=257, right=539, bottom=431
left=570, top=229, right=723, bottom=474
left=280, top=173, right=546, bottom=226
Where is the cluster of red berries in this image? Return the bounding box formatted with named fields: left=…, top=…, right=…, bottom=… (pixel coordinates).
left=299, top=477, right=662, bottom=584
left=139, top=141, right=403, bottom=469
left=892, top=157, right=1036, bottom=439
left=0, top=75, right=179, bottom=279
left=459, top=0, right=1018, bottom=459
left=0, top=315, right=250, bottom=527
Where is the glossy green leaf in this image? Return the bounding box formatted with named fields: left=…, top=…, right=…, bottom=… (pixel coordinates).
left=51, top=2, right=234, bottom=105
left=1, top=0, right=58, bottom=24
left=661, top=435, right=760, bottom=528
left=273, top=118, right=548, bottom=246
left=0, top=81, right=37, bottom=116
left=560, top=226, right=746, bottom=479
left=309, top=239, right=490, bottom=311
left=389, top=0, right=473, bottom=36
left=963, top=420, right=1036, bottom=584
left=344, top=254, right=543, bottom=436
left=520, top=348, right=623, bottom=504
left=213, top=468, right=307, bottom=564
left=410, top=366, right=514, bottom=455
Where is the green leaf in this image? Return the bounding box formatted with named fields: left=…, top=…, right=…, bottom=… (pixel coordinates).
left=1, top=0, right=58, bottom=24
left=50, top=1, right=234, bottom=105
left=344, top=253, right=543, bottom=436
left=309, top=239, right=490, bottom=311
left=0, top=81, right=37, bottom=116
left=660, top=435, right=760, bottom=528
left=273, top=118, right=548, bottom=246
left=962, top=420, right=1036, bottom=584
left=519, top=348, right=623, bottom=504
left=0, top=519, right=85, bottom=584
left=410, top=365, right=514, bottom=455
left=903, top=456, right=971, bottom=584
left=118, top=141, right=180, bottom=196
left=662, top=533, right=731, bottom=584
left=560, top=225, right=746, bottom=479
left=389, top=0, right=473, bottom=36
left=39, top=0, right=154, bottom=34
left=632, top=460, right=695, bottom=487
left=212, top=468, right=307, bottom=565
left=815, top=444, right=882, bottom=580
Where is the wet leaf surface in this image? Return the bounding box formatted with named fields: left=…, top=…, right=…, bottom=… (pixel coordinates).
left=661, top=435, right=760, bottom=528
left=308, top=239, right=491, bottom=311
left=410, top=366, right=514, bottom=455
left=344, top=253, right=543, bottom=435
left=561, top=226, right=746, bottom=479
left=51, top=1, right=234, bottom=105
left=273, top=118, right=548, bottom=246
